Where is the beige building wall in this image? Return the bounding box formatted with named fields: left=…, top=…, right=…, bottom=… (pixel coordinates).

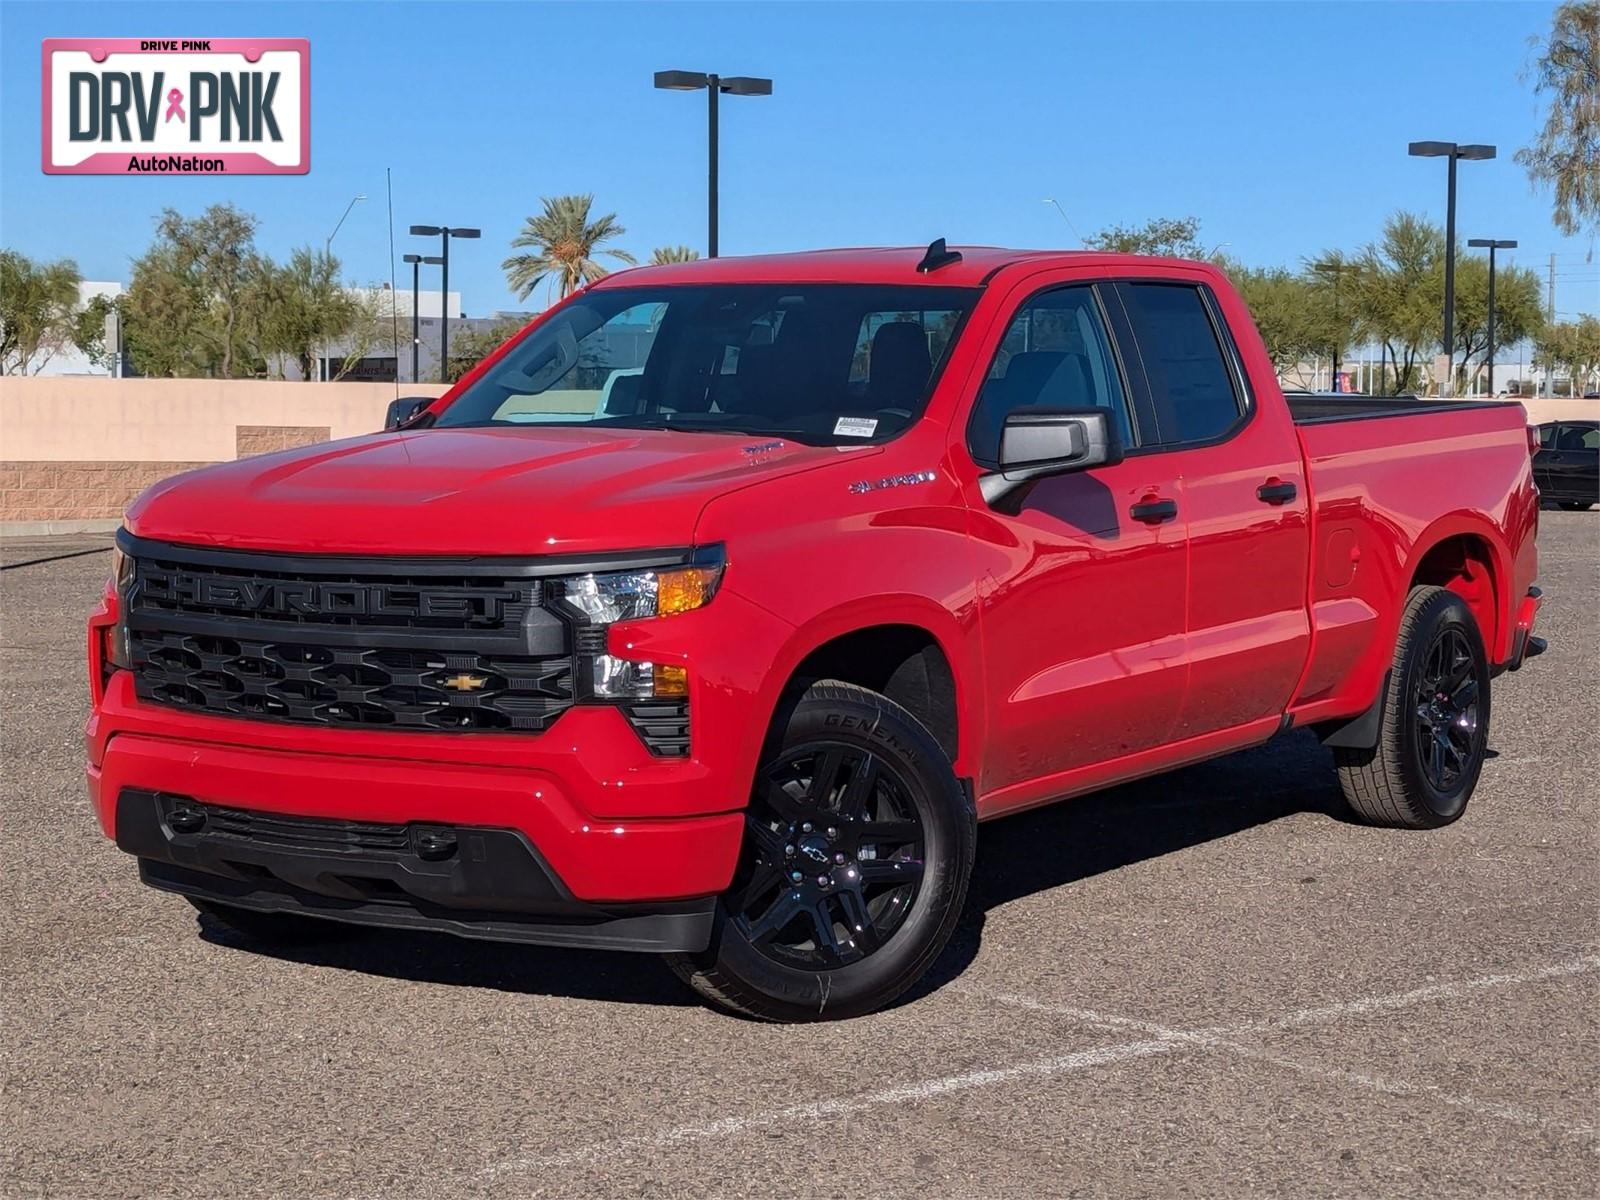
left=1, top=377, right=449, bottom=532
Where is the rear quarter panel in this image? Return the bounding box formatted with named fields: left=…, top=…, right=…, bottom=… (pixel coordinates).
left=1291, top=404, right=1538, bottom=722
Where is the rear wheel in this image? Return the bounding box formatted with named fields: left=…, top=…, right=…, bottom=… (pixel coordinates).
left=1335, top=586, right=1489, bottom=829
left=667, top=680, right=975, bottom=1021
left=187, top=897, right=351, bottom=945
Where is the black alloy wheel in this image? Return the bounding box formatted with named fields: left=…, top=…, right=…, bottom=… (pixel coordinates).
left=733, top=743, right=925, bottom=969
left=1411, top=626, right=1482, bottom=794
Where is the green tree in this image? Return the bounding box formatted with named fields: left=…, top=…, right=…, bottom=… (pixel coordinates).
left=1220, top=260, right=1325, bottom=382
left=257, top=248, right=362, bottom=381
left=123, top=204, right=266, bottom=377
left=1536, top=314, right=1600, bottom=392
left=1085, top=215, right=1205, bottom=258
left=1353, top=212, right=1446, bottom=393
left=502, top=195, right=636, bottom=303
left=1448, top=255, right=1546, bottom=392
left=0, top=250, right=101, bottom=374
left=444, top=318, right=523, bottom=382
left=650, top=245, right=700, bottom=265
left=1517, top=1, right=1600, bottom=236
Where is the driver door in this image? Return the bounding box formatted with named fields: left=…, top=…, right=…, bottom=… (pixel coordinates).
left=962, top=280, right=1188, bottom=806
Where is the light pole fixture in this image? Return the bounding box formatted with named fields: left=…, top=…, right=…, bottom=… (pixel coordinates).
left=1042, top=197, right=1082, bottom=244
left=409, top=225, right=480, bottom=382
left=1467, top=237, right=1517, bottom=397
left=320, top=193, right=366, bottom=380
left=402, top=252, right=445, bottom=384
left=654, top=70, right=772, bottom=258
left=1408, top=141, right=1496, bottom=394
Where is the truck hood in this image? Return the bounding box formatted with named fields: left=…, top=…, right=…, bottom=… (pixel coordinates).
left=125, top=426, right=872, bottom=556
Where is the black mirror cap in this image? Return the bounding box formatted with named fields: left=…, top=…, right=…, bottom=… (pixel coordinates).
left=981, top=408, right=1123, bottom=505
left=384, top=396, right=434, bottom=430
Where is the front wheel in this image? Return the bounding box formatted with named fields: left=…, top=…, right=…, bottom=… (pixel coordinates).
left=1335, top=586, right=1490, bottom=829
left=666, top=680, right=975, bottom=1021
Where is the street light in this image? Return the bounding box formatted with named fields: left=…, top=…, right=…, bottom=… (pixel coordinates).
left=320, top=193, right=366, bottom=381
left=1467, top=238, right=1517, bottom=397
left=402, top=252, right=445, bottom=384
left=409, top=225, right=480, bottom=382
left=654, top=70, right=772, bottom=258
left=1408, top=140, right=1496, bottom=394
left=1042, top=197, right=1082, bottom=244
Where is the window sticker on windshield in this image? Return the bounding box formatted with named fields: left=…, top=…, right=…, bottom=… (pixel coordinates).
left=834, top=417, right=878, bottom=438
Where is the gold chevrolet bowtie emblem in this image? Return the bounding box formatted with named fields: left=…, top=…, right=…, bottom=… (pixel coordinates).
left=441, top=672, right=489, bottom=692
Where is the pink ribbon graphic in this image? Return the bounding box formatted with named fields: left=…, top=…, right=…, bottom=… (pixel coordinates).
left=164, top=88, right=185, bottom=123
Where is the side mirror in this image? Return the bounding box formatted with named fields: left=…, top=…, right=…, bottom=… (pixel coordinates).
left=384, top=396, right=433, bottom=430
left=979, top=408, right=1122, bottom=505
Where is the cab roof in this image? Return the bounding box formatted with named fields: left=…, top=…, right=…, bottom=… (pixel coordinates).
left=592, top=246, right=1212, bottom=290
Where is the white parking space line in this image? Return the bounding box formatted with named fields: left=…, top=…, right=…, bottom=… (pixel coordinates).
left=480, top=956, right=1598, bottom=1181
left=480, top=1038, right=1177, bottom=1178
left=985, top=988, right=1597, bottom=1141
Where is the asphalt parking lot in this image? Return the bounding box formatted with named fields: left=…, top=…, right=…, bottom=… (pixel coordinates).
left=2, top=514, right=1595, bottom=1199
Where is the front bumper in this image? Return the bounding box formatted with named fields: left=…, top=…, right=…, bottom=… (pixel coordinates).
left=117, top=789, right=716, bottom=952
left=87, top=725, right=744, bottom=952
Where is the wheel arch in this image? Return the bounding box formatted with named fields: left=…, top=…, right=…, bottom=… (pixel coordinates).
left=1404, top=515, right=1510, bottom=662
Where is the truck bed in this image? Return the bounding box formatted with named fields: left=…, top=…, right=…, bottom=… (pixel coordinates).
left=1286, top=394, right=1523, bottom=425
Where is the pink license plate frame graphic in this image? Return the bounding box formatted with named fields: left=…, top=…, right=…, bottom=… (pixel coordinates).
left=42, top=38, right=310, bottom=175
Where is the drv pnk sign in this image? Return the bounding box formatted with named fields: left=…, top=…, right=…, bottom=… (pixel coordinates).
left=42, top=38, right=309, bottom=175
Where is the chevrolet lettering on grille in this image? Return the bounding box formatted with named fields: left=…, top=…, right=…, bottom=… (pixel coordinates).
left=139, top=570, right=520, bottom=623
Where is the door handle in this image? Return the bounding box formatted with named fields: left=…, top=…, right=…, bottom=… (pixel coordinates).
left=1257, top=479, right=1298, bottom=505
left=1130, top=497, right=1179, bottom=524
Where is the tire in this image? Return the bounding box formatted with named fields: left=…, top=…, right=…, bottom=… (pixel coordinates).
left=187, top=897, right=352, bottom=945
left=1335, top=586, right=1490, bottom=829
left=1557, top=501, right=1593, bottom=511
left=666, top=680, right=975, bottom=1022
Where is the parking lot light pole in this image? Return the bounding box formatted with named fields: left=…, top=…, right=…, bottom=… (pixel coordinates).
left=1467, top=238, right=1517, bottom=397
left=320, top=194, right=366, bottom=380
left=1408, top=141, right=1495, bottom=395
left=654, top=70, right=772, bottom=258
left=409, top=225, right=480, bottom=382
left=401, top=253, right=444, bottom=383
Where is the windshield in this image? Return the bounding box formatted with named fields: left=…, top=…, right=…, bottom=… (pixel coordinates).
left=433, top=283, right=979, bottom=444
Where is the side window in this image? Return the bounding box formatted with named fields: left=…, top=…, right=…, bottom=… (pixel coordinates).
left=968, top=286, right=1131, bottom=465
left=1120, top=283, right=1243, bottom=445
left=1556, top=423, right=1598, bottom=450
left=1538, top=423, right=1559, bottom=448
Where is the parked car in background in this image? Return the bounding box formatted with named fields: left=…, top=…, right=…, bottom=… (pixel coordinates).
left=1534, top=419, right=1599, bottom=510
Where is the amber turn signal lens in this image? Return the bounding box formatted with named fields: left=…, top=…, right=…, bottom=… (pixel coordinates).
left=656, top=565, right=722, bottom=616
left=652, top=664, right=689, bottom=697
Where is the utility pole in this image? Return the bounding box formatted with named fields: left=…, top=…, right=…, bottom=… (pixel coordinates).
left=1546, top=253, right=1556, bottom=396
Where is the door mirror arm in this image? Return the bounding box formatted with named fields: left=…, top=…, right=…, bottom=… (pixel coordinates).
left=979, top=409, right=1123, bottom=506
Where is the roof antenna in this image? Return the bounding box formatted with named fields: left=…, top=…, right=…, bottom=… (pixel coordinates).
left=916, top=238, right=963, bottom=273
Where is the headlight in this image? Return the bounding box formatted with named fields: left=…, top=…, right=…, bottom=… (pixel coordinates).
left=556, top=549, right=723, bottom=700
left=106, top=540, right=134, bottom=671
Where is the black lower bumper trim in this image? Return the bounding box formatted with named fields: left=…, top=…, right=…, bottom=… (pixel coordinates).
left=117, top=790, right=714, bottom=954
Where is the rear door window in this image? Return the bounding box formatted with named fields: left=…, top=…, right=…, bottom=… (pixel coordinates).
left=1118, top=283, right=1245, bottom=445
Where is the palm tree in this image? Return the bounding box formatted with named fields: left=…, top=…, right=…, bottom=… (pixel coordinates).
left=650, top=245, right=700, bottom=265
left=502, top=195, right=636, bottom=303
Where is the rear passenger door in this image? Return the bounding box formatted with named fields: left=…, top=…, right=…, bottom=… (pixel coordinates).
left=1107, top=280, right=1312, bottom=741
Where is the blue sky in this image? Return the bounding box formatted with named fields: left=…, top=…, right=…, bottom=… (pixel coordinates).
left=2, top=0, right=1596, bottom=320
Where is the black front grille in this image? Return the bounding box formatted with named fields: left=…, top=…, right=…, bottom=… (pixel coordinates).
left=174, top=797, right=415, bottom=858
left=130, top=628, right=573, bottom=732
left=124, top=539, right=576, bottom=735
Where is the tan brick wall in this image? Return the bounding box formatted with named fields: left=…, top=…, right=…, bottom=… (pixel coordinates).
left=0, top=461, right=211, bottom=521
left=236, top=425, right=331, bottom=458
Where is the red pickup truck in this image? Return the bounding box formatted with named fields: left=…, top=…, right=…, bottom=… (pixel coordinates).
left=87, top=245, right=1546, bottom=1021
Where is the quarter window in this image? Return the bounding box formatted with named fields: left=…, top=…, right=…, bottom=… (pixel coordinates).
left=1121, top=283, right=1243, bottom=445
left=969, top=286, right=1131, bottom=465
